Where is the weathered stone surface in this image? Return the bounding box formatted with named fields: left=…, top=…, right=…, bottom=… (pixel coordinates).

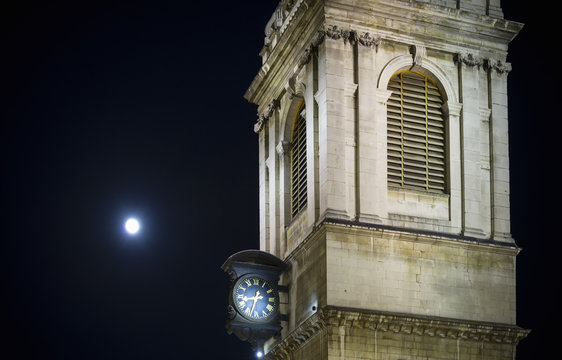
left=247, top=1, right=527, bottom=358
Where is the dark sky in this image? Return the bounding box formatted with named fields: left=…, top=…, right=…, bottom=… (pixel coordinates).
left=1, top=1, right=557, bottom=359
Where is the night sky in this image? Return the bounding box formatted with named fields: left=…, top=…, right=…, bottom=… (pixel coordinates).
left=2, top=1, right=558, bottom=359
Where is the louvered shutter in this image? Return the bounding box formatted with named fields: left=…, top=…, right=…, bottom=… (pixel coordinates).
left=387, top=71, right=446, bottom=193
left=290, top=106, right=307, bottom=217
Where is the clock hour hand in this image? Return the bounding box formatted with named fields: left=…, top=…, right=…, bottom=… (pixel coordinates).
left=249, top=291, right=263, bottom=315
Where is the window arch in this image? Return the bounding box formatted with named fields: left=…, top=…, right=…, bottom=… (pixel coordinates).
left=290, top=102, right=307, bottom=218
left=387, top=70, right=446, bottom=193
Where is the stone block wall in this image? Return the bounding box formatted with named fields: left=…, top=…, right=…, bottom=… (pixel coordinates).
left=324, top=224, right=517, bottom=325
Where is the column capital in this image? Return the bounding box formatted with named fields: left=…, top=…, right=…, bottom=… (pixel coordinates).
left=375, top=88, right=394, bottom=105
left=485, top=59, right=512, bottom=75
left=454, top=53, right=484, bottom=68
left=442, top=101, right=463, bottom=117
left=254, top=99, right=281, bottom=133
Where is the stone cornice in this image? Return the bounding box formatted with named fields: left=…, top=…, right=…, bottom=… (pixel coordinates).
left=320, top=307, right=529, bottom=344
left=325, top=0, right=523, bottom=52
left=246, top=0, right=522, bottom=110
left=245, top=0, right=323, bottom=108
left=321, top=217, right=519, bottom=254
left=264, top=306, right=530, bottom=359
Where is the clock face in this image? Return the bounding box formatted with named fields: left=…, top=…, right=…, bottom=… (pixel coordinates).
left=233, top=275, right=278, bottom=322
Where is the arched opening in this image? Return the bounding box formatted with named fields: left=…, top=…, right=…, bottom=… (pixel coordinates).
left=386, top=70, right=447, bottom=193
left=290, top=101, right=307, bottom=218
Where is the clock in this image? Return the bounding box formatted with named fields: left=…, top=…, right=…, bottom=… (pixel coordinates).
left=232, top=275, right=279, bottom=322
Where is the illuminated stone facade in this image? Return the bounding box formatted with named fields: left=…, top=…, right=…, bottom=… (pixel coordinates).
left=245, top=0, right=529, bottom=358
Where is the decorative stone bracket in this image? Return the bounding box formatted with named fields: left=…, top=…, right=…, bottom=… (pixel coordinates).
left=324, top=24, right=381, bottom=49
left=409, top=44, right=426, bottom=68
left=485, top=58, right=512, bottom=74
left=455, top=53, right=512, bottom=75
left=254, top=99, right=281, bottom=133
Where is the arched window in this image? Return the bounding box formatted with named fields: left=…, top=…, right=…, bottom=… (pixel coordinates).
left=290, top=103, right=307, bottom=218
left=387, top=71, right=446, bottom=193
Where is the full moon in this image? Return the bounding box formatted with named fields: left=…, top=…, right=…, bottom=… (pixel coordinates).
left=124, top=218, right=140, bottom=235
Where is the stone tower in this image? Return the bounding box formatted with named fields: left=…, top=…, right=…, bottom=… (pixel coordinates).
left=244, top=1, right=529, bottom=358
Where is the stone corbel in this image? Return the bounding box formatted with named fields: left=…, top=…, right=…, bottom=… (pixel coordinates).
left=254, top=117, right=265, bottom=133
left=253, top=99, right=281, bottom=133
left=294, top=68, right=306, bottom=96
left=409, top=44, right=426, bottom=68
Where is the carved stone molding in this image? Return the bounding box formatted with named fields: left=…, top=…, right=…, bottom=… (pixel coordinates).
left=358, top=32, right=381, bottom=49
left=323, top=23, right=381, bottom=49
left=455, top=52, right=484, bottom=68
left=485, top=59, right=512, bottom=75
left=297, top=26, right=325, bottom=67
left=325, top=24, right=343, bottom=40
left=264, top=307, right=530, bottom=359
left=254, top=99, right=281, bottom=133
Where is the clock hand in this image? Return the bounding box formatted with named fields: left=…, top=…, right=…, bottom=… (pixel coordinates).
left=250, top=291, right=263, bottom=315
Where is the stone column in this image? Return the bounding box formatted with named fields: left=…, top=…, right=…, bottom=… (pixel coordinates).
left=443, top=101, right=463, bottom=233
left=318, top=26, right=349, bottom=220
left=479, top=106, right=492, bottom=237
left=357, top=35, right=385, bottom=224
left=267, top=112, right=279, bottom=256
left=457, top=53, right=486, bottom=238
left=258, top=119, right=269, bottom=252
left=276, top=139, right=291, bottom=257
left=487, top=59, right=513, bottom=243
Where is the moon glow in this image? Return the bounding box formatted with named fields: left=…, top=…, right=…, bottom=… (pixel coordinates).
left=124, top=218, right=140, bottom=235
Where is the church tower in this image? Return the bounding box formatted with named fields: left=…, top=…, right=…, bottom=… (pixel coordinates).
left=244, top=1, right=529, bottom=358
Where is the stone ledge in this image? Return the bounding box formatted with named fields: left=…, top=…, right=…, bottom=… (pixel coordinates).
left=264, top=306, right=530, bottom=359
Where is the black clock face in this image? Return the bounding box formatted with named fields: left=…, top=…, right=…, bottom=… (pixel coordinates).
left=233, top=276, right=278, bottom=322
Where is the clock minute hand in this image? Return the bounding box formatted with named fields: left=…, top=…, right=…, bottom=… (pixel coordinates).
left=249, top=291, right=263, bottom=315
